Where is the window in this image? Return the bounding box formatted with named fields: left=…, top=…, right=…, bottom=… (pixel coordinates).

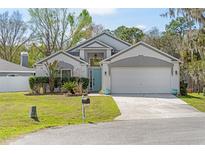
left=62, top=70, right=72, bottom=80
left=57, top=69, right=72, bottom=80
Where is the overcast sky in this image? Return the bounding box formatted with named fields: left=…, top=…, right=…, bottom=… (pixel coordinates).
left=0, top=8, right=172, bottom=32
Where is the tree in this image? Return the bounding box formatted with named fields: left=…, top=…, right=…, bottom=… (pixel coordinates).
left=164, top=9, right=205, bottom=27
left=28, top=9, right=92, bottom=56
left=0, top=11, right=31, bottom=62
left=143, top=27, right=162, bottom=49
left=89, top=23, right=104, bottom=37
left=160, top=17, right=195, bottom=57
left=165, top=17, right=195, bottom=37
left=44, top=60, right=59, bottom=93
left=188, top=60, right=205, bottom=93
left=163, top=9, right=205, bottom=93
left=114, top=26, right=144, bottom=44
left=27, top=43, right=45, bottom=67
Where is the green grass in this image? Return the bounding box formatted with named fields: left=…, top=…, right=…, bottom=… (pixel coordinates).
left=179, top=93, right=205, bottom=112
left=0, top=92, right=120, bottom=142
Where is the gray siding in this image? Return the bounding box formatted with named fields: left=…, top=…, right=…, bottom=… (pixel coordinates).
left=110, top=56, right=174, bottom=67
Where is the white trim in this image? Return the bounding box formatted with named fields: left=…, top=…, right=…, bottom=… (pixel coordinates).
left=101, top=41, right=182, bottom=63
left=82, top=47, right=111, bottom=50
left=139, top=42, right=182, bottom=62
left=35, top=51, right=88, bottom=65
left=60, top=69, right=72, bottom=79
left=67, top=32, right=131, bottom=53
left=81, top=40, right=113, bottom=49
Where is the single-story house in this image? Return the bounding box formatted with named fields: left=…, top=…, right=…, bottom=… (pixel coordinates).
left=0, top=52, right=35, bottom=92
left=35, top=32, right=181, bottom=94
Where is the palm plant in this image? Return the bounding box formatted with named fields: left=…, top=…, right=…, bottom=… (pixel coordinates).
left=44, top=60, right=59, bottom=93
left=62, top=81, right=77, bottom=94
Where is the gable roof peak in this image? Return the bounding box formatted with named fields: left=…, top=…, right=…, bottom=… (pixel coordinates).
left=101, top=41, right=182, bottom=63
left=35, top=51, right=88, bottom=65
left=67, top=31, right=131, bottom=52
left=81, top=40, right=113, bottom=49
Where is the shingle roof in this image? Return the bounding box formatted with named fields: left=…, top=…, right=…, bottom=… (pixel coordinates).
left=66, top=32, right=131, bottom=52
left=0, top=58, right=34, bottom=72
left=35, top=51, right=88, bottom=65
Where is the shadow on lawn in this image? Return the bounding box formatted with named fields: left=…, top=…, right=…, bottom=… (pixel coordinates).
left=180, top=94, right=203, bottom=100
left=31, top=117, right=40, bottom=122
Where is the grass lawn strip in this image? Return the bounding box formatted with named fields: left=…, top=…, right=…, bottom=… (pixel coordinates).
left=0, top=92, right=120, bottom=142
left=179, top=93, right=205, bottom=112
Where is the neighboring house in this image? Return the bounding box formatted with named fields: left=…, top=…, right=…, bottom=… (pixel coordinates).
left=35, top=32, right=181, bottom=94
left=0, top=52, right=35, bottom=92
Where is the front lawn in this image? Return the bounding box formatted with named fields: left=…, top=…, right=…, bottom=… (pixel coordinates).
left=179, top=93, right=205, bottom=112
left=0, top=92, right=120, bottom=142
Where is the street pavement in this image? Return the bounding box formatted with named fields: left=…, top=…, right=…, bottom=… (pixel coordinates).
left=9, top=117, right=205, bottom=145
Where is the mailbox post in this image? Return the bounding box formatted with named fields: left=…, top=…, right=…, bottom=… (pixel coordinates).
left=81, top=95, right=90, bottom=123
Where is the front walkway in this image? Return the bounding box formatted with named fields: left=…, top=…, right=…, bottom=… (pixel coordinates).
left=112, top=94, right=205, bottom=120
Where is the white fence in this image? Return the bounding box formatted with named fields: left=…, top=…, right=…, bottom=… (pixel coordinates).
left=0, top=76, right=30, bottom=92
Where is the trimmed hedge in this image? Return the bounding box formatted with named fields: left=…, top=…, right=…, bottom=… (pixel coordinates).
left=80, top=77, right=89, bottom=90
left=29, top=76, right=89, bottom=93
left=70, top=77, right=89, bottom=90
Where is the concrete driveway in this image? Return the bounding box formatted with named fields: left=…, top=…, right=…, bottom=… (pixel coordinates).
left=113, top=94, right=204, bottom=120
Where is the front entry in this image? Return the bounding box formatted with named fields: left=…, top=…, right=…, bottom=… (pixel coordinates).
left=89, top=68, right=102, bottom=92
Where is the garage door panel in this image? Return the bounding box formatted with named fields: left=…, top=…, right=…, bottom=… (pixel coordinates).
left=111, top=67, right=171, bottom=93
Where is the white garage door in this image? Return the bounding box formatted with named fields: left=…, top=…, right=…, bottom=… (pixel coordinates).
left=111, top=67, right=171, bottom=94
left=0, top=76, right=31, bottom=92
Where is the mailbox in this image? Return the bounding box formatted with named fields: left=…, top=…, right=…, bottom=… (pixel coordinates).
left=82, top=97, right=90, bottom=104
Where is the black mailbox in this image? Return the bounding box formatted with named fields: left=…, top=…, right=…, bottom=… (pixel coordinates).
left=82, top=97, right=90, bottom=104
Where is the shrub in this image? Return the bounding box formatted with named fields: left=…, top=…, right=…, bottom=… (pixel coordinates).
left=70, top=77, right=80, bottom=82
left=29, top=76, right=49, bottom=94
left=29, top=77, right=35, bottom=91
left=35, top=76, right=49, bottom=84
left=180, top=80, right=188, bottom=96
left=29, top=76, right=89, bottom=94
left=53, top=77, right=70, bottom=89
left=70, top=76, right=89, bottom=90
left=62, top=81, right=77, bottom=94
left=80, top=77, right=89, bottom=90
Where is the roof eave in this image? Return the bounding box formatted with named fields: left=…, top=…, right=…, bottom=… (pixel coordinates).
left=101, top=41, right=182, bottom=63
left=35, top=51, right=88, bottom=65
left=0, top=71, right=35, bottom=73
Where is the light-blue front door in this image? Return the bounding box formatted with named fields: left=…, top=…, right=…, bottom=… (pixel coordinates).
left=92, top=68, right=102, bottom=92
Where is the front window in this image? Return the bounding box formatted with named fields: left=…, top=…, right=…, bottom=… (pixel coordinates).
left=57, top=69, right=72, bottom=80
left=61, top=70, right=72, bottom=80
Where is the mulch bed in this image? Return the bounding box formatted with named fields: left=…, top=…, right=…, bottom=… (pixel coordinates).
left=25, top=92, right=87, bottom=97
